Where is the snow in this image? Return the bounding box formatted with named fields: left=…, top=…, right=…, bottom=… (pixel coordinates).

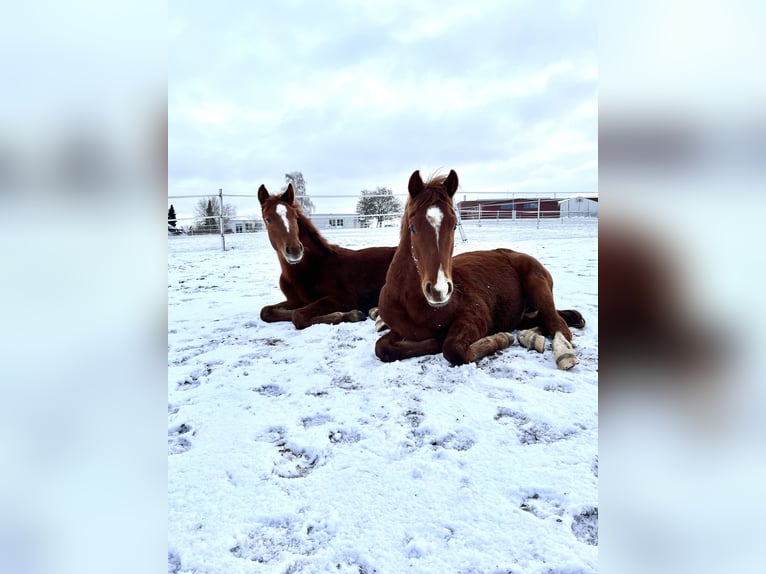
left=168, top=218, right=598, bottom=573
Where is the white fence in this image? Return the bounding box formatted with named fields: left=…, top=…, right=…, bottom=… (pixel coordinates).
left=168, top=189, right=597, bottom=251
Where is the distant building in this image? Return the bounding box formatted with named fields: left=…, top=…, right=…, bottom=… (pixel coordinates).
left=311, top=214, right=364, bottom=229
left=457, top=198, right=561, bottom=220
left=231, top=218, right=263, bottom=233
left=558, top=196, right=598, bottom=218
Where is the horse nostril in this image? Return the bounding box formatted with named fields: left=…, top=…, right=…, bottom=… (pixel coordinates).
left=446, top=281, right=453, bottom=295
left=425, top=282, right=432, bottom=295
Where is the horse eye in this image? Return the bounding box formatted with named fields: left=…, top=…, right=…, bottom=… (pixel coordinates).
left=409, top=223, right=416, bottom=234
left=265, top=218, right=271, bottom=224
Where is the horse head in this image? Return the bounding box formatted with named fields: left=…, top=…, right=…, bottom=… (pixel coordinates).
left=258, top=183, right=305, bottom=264
left=405, top=169, right=459, bottom=307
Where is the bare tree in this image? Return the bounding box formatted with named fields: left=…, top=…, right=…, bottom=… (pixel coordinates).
left=282, top=172, right=315, bottom=216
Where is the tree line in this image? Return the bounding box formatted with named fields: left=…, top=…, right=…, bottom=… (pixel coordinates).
left=168, top=171, right=403, bottom=233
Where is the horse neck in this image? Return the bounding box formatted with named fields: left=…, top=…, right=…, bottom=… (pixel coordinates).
left=296, top=213, right=333, bottom=256
left=389, top=231, right=420, bottom=282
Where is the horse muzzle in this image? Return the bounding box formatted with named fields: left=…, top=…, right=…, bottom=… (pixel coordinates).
left=284, top=245, right=304, bottom=264
left=423, top=279, right=453, bottom=307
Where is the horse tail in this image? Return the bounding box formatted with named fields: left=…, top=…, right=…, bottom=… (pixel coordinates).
left=517, top=308, right=585, bottom=331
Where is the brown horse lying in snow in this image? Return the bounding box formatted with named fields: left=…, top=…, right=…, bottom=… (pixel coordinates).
left=374, top=169, right=585, bottom=367
left=258, top=183, right=395, bottom=330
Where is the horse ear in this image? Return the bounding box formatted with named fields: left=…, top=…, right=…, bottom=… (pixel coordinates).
left=445, top=169, right=459, bottom=198
left=281, top=183, right=295, bottom=205
left=257, top=184, right=269, bottom=205
left=408, top=170, right=423, bottom=198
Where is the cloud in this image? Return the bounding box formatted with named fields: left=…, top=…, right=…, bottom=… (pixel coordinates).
left=169, top=0, right=596, bottom=214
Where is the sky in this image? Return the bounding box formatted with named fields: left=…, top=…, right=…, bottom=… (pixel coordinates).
left=168, top=0, right=597, bottom=219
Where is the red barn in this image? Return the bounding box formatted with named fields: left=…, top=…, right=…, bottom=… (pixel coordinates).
left=457, top=198, right=561, bottom=220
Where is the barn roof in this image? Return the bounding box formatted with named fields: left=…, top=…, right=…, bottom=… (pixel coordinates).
left=557, top=195, right=599, bottom=204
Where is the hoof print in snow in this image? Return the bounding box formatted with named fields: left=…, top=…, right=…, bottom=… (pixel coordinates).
left=252, top=384, right=285, bottom=397
left=328, top=428, right=361, bottom=444
left=254, top=337, right=284, bottom=347
left=168, top=437, right=191, bottom=454
left=255, top=426, right=287, bottom=445
left=167, top=551, right=182, bottom=573
left=571, top=507, right=598, bottom=546
left=177, top=365, right=212, bottom=390
left=229, top=517, right=321, bottom=563
left=429, top=431, right=475, bottom=451
left=519, top=492, right=563, bottom=520
left=273, top=445, right=324, bottom=478
left=494, top=408, right=572, bottom=444
left=168, top=423, right=193, bottom=454
left=177, top=378, right=200, bottom=391
left=402, top=408, right=424, bottom=429
left=334, top=554, right=378, bottom=573
left=301, top=413, right=333, bottom=428
left=542, top=381, right=574, bottom=393
left=332, top=375, right=359, bottom=390
left=411, top=428, right=476, bottom=451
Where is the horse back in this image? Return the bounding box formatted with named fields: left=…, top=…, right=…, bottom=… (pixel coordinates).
left=452, top=249, right=533, bottom=332
left=340, top=246, right=396, bottom=310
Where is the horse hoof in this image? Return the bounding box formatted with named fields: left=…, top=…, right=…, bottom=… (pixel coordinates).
left=498, top=332, right=514, bottom=347
left=552, top=331, right=578, bottom=370
left=518, top=329, right=545, bottom=353
left=556, top=353, right=579, bottom=370
left=369, top=307, right=380, bottom=320
left=375, top=318, right=389, bottom=333
left=354, top=310, right=366, bottom=321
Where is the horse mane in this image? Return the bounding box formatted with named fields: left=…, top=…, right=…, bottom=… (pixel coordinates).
left=293, top=206, right=336, bottom=255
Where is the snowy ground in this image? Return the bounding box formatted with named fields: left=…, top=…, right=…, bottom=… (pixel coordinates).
left=168, top=218, right=598, bottom=574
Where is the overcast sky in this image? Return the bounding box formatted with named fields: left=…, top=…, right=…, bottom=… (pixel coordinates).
left=168, top=0, right=596, bottom=220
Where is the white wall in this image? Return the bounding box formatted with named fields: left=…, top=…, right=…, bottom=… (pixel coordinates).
left=559, top=198, right=598, bottom=217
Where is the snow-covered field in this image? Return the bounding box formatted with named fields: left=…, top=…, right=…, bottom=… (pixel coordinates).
left=168, top=218, right=598, bottom=574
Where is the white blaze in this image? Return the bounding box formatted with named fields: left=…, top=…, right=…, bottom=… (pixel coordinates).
left=434, top=266, right=449, bottom=297
left=276, top=204, right=290, bottom=232
left=426, top=206, right=449, bottom=298
left=426, top=206, right=443, bottom=245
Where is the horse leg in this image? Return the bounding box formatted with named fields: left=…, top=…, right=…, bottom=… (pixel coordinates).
left=520, top=273, right=580, bottom=370
left=291, top=297, right=366, bottom=329
left=518, top=327, right=545, bottom=353
left=260, top=302, right=295, bottom=323
left=368, top=307, right=389, bottom=333
left=375, top=330, right=442, bottom=362
left=298, top=311, right=365, bottom=328
left=518, top=326, right=578, bottom=370
left=552, top=331, right=578, bottom=370
left=464, top=332, right=515, bottom=364
left=442, top=317, right=514, bottom=366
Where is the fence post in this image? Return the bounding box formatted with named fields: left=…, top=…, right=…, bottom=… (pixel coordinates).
left=454, top=199, right=468, bottom=242
left=219, top=188, right=226, bottom=251
left=536, top=198, right=541, bottom=229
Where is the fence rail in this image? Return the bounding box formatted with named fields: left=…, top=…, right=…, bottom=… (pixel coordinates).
left=168, top=189, right=597, bottom=250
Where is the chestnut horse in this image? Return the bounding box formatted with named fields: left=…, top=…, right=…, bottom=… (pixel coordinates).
left=258, top=183, right=396, bottom=330
left=374, top=169, right=585, bottom=368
